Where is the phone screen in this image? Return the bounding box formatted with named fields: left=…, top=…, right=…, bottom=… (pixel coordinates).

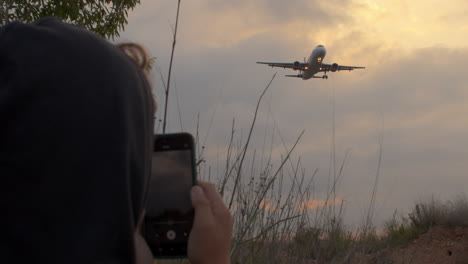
left=147, top=149, right=193, bottom=219
left=145, top=133, right=196, bottom=258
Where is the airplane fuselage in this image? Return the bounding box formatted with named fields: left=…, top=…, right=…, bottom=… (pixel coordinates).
left=302, top=45, right=327, bottom=80
left=257, top=44, right=364, bottom=80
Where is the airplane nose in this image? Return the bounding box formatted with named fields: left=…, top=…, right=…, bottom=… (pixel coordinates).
left=312, top=45, right=327, bottom=60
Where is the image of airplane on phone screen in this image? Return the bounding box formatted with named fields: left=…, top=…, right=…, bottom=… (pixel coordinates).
left=257, top=45, right=365, bottom=80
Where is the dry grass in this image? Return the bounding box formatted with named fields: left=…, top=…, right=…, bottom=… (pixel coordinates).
left=380, top=195, right=468, bottom=249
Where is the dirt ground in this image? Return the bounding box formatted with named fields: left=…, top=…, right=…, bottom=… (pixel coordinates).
left=232, top=226, right=468, bottom=264
left=351, top=226, right=468, bottom=264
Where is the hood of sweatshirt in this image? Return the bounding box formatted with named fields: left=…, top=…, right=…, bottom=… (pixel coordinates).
left=0, top=17, right=154, bottom=263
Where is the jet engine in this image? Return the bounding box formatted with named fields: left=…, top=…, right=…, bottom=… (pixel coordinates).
left=293, top=61, right=301, bottom=70
left=331, top=63, right=339, bottom=72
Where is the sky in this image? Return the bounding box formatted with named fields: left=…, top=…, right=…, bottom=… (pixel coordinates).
left=118, top=0, right=468, bottom=229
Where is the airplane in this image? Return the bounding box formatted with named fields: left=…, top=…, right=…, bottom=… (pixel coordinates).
left=257, top=45, right=365, bottom=80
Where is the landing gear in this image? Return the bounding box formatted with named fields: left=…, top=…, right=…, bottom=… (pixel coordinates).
left=322, top=75, right=328, bottom=79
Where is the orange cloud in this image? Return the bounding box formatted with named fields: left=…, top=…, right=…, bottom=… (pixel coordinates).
left=301, top=199, right=344, bottom=210
left=260, top=199, right=275, bottom=210
left=258, top=198, right=344, bottom=212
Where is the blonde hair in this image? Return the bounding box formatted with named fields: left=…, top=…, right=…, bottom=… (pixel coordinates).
left=117, top=43, right=152, bottom=74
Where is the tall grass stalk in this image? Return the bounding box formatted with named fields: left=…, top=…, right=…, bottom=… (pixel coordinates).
left=162, top=0, right=181, bottom=134
left=227, top=73, right=276, bottom=210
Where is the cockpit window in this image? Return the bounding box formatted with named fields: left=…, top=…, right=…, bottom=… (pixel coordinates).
left=317, top=45, right=324, bottom=48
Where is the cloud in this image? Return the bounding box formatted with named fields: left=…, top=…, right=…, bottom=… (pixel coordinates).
left=301, top=199, right=344, bottom=210
left=120, top=0, right=358, bottom=50
left=258, top=198, right=344, bottom=211
left=260, top=199, right=274, bottom=211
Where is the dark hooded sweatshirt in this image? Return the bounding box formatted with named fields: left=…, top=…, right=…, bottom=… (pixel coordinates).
left=0, top=18, right=154, bottom=263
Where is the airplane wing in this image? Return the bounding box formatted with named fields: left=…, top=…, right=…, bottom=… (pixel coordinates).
left=319, top=63, right=365, bottom=72
left=256, top=62, right=309, bottom=71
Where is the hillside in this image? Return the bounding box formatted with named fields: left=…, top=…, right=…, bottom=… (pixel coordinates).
left=349, top=226, right=468, bottom=264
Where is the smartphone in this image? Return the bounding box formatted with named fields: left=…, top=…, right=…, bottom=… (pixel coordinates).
left=144, top=132, right=197, bottom=258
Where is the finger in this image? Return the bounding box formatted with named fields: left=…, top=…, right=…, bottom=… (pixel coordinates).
left=197, top=181, right=232, bottom=221
left=197, top=181, right=225, bottom=210
left=190, top=185, right=215, bottom=227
